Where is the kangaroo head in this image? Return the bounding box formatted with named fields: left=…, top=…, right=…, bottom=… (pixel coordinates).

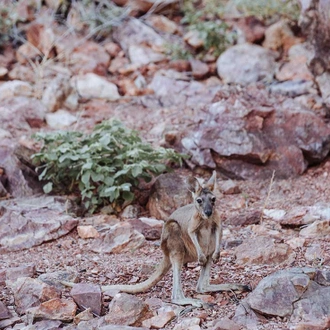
left=192, top=171, right=217, bottom=219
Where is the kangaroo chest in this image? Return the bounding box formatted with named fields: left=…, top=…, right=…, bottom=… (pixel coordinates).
left=197, top=221, right=216, bottom=256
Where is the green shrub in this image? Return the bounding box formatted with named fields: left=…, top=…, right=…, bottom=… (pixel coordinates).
left=32, top=120, right=186, bottom=213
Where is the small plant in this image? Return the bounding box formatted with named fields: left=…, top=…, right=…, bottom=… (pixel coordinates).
left=69, top=0, right=129, bottom=39
left=229, top=0, right=300, bottom=23
left=0, top=2, right=20, bottom=47
left=32, top=120, right=186, bottom=213
left=164, top=41, right=192, bottom=60
left=181, top=0, right=236, bottom=57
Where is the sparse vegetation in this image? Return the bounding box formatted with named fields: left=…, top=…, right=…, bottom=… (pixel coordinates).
left=0, top=2, right=21, bottom=47
left=229, top=0, right=301, bottom=23
left=181, top=0, right=236, bottom=57
left=32, top=120, right=186, bottom=214
left=68, top=0, right=129, bottom=39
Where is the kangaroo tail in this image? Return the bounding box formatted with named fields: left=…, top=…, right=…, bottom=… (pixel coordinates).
left=101, top=256, right=171, bottom=293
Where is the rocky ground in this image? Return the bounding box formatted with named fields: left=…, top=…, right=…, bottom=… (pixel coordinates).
left=1, top=0, right=330, bottom=329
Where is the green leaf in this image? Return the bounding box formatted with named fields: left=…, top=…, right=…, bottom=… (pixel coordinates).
left=43, top=182, right=53, bottom=194
left=104, top=177, right=114, bottom=186
left=120, top=182, right=132, bottom=191
left=122, top=191, right=134, bottom=202
left=91, top=172, right=104, bottom=182
left=132, top=164, right=143, bottom=177
left=81, top=171, right=91, bottom=185
left=38, top=166, right=48, bottom=180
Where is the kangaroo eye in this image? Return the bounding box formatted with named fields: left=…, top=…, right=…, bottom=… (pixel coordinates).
left=211, top=196, right=216, bottom=203
left=196, top=198, right=203, bottom=204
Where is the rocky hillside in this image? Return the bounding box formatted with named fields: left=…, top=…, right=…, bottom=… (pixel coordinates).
left=1, top=0, right=330, bottom=329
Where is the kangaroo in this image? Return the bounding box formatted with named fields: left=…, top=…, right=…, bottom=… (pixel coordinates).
left=62, top=171, right=250, bottom=306
left=90, top=171, right=251, bottom=307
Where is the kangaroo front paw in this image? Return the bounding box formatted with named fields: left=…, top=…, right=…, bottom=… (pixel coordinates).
left=198, top=254, right=207, bottom=266
left=212, top=251, right=220, bottom=263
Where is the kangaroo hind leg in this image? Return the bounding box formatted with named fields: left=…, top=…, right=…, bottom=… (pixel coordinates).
left=196, top=257, right=251, bottom=293
left=163, top=220, right=203, bottom=307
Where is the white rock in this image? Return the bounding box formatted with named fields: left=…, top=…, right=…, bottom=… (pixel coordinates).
left=0, top=80, right=33, bottom=100
left=287, top=237, right=305, bottom=249
left=73, top=73, right=120, bottom=101
left=139, top=217, right=164, bottom=227
left=0, top=128, right=12, bottom=139
left=128, top=44, right=165, bottom=66
left=184, top=30, right=204, bottom=48
left=263, top=209, right=286, bottom=221
left=45, top=109, right=77, bottom=128
left=299, top=220, right=330, bottom=238
left=217, top=43, right=277, bottom=84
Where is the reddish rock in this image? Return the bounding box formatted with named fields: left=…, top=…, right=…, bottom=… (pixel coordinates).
left=220, top=180, right=241, bottom=195
left=182, top=85, right=330, bottom=179
left=169, top=59, right=191, bottom=72
left=142, top=310, right=176, bottom=329
left=189, top=59, right=210, bottom=80
left=89, top=222, right=145, bottom=254
left=234, top=16, right=266, bottom=43
left=263, top=20, right=301, bottom=53
left=6, top=277, right=61, bottom=315
left=70, top=283, right=102, bottom=316
left=235, top=236, right=295, bottom=265
left=213, top=317, right=241, bottom=330
left=146, top=14, right=178, bottom=34
left=26, top=22, right=56, bottom=58
left=227, top=210, right=261, bottom=226
left=105, top=293, right=149, bottom=326
left=16, top=42, right=40, bottom=64
left=0, top=263, right=36, bottom=284
left=147, top=172, right=192, bottom=220
left=104, top=42, right=122, bottom=58
left=77, top=225, right=100, bottom=239
left=0, top=196, right=79, bottom=253
left=26, top=298, right=77, bottom=323
left=127, top=218, right=163, bottom=241
left=70, top=41, right=111, bottom=75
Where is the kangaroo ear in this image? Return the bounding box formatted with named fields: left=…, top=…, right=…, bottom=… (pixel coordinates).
left=194, top=177, right=204, bottom=193
left=206, top=170, right=217, bottom=192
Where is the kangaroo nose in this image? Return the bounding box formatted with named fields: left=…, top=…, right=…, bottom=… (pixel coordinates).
left=204, top=209, right=212, bottom=217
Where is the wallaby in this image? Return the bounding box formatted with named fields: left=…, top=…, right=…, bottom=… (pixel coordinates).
left=63, top=171, right=250, bottom=306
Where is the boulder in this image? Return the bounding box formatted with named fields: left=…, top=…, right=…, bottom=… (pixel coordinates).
left=0, top=143, right=42, bottom=198
left=0, top=301, right=10, bottom=320
left=70, top=283, right=102, bottom=316
left=0, top=263, right=35, bottom=285
left=147, top=172, right=192, bottom=220
left=26, top=298, right=77, bottom=323
left=0, top=196, right=79, bottom=252
left=181, top=85, right=330, bottom=179
left=238, top=267, right=330, bottom=327
left=113, top=18, right=165, bottom=53
left=45, top=109, right=77, bottom=128
left=6, top=277, right=61, bottom=315
left=89, top=222, right=145, bottom=254
left=235, top=236, right=295, bottom=265
left=70, top=41, right=111, bottom=76
left=216, top=44, right=277, bottom=84
left=73, top=73, right=120, bottom=101
left=0, top=97, right=46, bottom=136
left=105, top=293, right=149, bottom=326
left=0, top=81, right=33, bottom=100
